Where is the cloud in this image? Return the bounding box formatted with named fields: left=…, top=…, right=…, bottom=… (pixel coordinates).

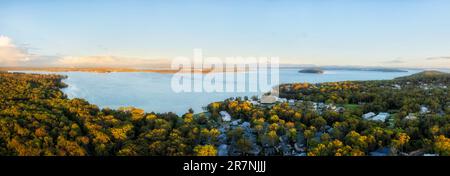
left=426, top=56, right=450, bottom=60
left=56, top=55, right=171, bottom=68
left=57, top=56, right=119, bottom=66
left=0, top=35, right=33, bottom=66
left=0, top=35, right=171, bottom=68
left=381, top=59, right=405, bottom=64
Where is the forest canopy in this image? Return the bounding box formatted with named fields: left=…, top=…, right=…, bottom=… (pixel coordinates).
left=0, top=71, right=449, bottom=156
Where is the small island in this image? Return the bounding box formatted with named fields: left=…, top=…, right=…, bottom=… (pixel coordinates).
left=299, top=68, right=324, bottom=74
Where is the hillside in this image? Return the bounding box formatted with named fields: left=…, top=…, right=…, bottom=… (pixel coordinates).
left=395, top=71, right=450, bottom=83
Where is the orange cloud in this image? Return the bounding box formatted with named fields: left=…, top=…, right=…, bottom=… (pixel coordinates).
left=56, top=55, right=171, bottom=68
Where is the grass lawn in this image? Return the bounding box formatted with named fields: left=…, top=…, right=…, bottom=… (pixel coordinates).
left=343, top=104, right=360, bottom=111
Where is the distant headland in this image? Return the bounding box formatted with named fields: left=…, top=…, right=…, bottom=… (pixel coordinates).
left=0, top=67, right=212, bottom=74
left=298, top=68, right=325, bottom=74
left=295, top=66, right=408, bottom=73
left=318, top=66, right=408, bottom=72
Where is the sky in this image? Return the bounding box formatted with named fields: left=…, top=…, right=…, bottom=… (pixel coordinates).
left=0, top=0, right=449, bottom=68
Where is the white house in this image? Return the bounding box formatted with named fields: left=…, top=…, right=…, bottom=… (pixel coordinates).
left=278, top=98, right=288, bottom=103
left=372, top=112, right=390, bottom=122
left=404, top=113, right=417, bottom=120
left=248, top=100, right=260, bottom=106
left=312, top=102, right=318, bottom=110
left=288, top=99, right=296, bottom=106
left=362, top=112, right=376, bottom=119
left=326, top=104, right=337, bottom=111
left=241, top=122, right=251, bottom=129
left=420, top=106, right=430, bottom=114
left=219, top=111, right=231, bottom=122
left=230, top=119, right=241, bottom=126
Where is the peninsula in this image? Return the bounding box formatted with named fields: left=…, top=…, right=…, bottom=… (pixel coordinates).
left=299, top=68, right=325, bottom=74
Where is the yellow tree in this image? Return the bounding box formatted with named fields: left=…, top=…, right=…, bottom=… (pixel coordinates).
left=267, top=130, right=279, bottom=146
left=392, top=132, right=410, bottom=152
left=294, top=112, right=302, bottom=121
left=307, top=144, right=327, bottom=156
left=193, top=145, right=217, bottom=156
left=434, top=135, right=450, bottom=156
left=303, top=129, right=314, bottom=147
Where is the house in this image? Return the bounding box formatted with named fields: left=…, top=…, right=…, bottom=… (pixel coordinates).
left=335, top=107, right=345, bottom=113
left=362, top=112, right=376, bottom=119
left=288, top=99, right=296, bottom=106
left=278, top=98, right=288, bottom=103
left=311, top=102, right=327, bottom=111
left=404, top=113, right=417, bottom=120
left=420, top=106, right=430, bottom=114
left=372, top=112, right=390, bottom=122
left=317, top=102, right=326, bottom=109
left=230, top=119, right=241, bottom=126
left=362, top=112, right=390, bottom=122
left=249, top=100, right=259, bottom=106
left=326, top=104, right=337, bottom=111
left=219, top=111, right=231, bottom=122
left=312, top=102, right=318, bottom=110
left=241, top=122, right=251, bottom=129
left=260, top=95, right=278, bottom=104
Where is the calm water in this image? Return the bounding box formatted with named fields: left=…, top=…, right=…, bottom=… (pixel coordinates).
left=16, top=69, right=437, bottom=115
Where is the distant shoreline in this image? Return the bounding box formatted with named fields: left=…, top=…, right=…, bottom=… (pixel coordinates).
left=0, top=66, right=417, bottom=74
left=0, top=67, right=213, bottom=74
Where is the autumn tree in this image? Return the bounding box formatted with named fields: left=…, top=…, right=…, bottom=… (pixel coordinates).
left=193, top=145, right=217, bottom=156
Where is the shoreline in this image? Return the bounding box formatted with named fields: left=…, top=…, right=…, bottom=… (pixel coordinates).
left=0, top=67, right=260, bottom=74
left=53, top=69, right=424, bottom=116
left=0, top=67, right=203, bottom=74
left=0, top=66, right=424, bottom=74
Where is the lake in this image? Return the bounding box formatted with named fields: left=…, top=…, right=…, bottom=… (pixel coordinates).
left=17, top=68, right=447, bottom=115
left=51, top=68, right=431, bottom=115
